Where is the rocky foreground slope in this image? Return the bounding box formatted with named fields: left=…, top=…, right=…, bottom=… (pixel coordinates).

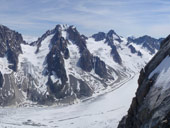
left=118, top=35, right=170, bottom=128
left=0, top=24, right=161, bottom=106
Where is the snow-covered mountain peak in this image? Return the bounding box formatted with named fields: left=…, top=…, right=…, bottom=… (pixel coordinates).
left=92, top=29, right=123, bottom=44
left=91, top=32, right=106, bottom=41
left=106, top=29, right=122, bottom=42
left=127, top=35, right=163, bottom=55
left=59, top=24, right=69, bottom=30
left=107, top=29, right=116, bottom=37
left=127, top=35, right=136, bottom=42
left=0, top=24, right=163, bottom=106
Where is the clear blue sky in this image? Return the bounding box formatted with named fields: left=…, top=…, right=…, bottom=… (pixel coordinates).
left=1, top=0, right=170, bottom=38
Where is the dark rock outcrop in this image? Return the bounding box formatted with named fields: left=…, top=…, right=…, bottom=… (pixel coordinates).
left=92, top=32, right=106, bottom=41
left=7, top=48, right=19, bottom=71
left=106, top=30, right=122, bottom=64
left=0, top=25, right=24, bottom=71
left=137, top=51, right=142, bottom=57
left=128, top=35, right=162, bottom=55
left=46, top=46, right=68, bottom=84
left=93, top=56, right=107, bottom=78
left=107, top=30, right=122, bottom=43
left=50, top=27, right=70, bottom=59
left=79, top=49, right=93, bottom=72
left=67, top=26, right=96, bottom=72
left=128, top=45, right=137, bottom=54
left=160, top=34, right=170, bottom=49
left=67, top=26, right=87, bottom=52
left=47, top=76, right=71, bottom=99
left=110, top=45, right=122, bottom=64
left=118, top=35, right=170, bottom=128
left=128, top=44, right=143, bottom=56
left=0, top=72, right=3, bottom=88
left=69, top=75, right=93, bottom=98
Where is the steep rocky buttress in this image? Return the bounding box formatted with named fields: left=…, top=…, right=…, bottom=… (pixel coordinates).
left=92, top=30, right=122, bottom=64
left=0, top=25, right=25, bottom=71
left=118, top=35, right=170, bottom=128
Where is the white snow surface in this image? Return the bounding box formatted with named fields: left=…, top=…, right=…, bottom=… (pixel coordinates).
left=87, top=37, right=152, bottom=73
left=112, top=34, right=119, bottom=40
left=18, top=34, right=54, bottom=94
left=87, top=38, right=117, bottom=67
left=23, top=35, right=38, bottom=44
left=0, top=56, right=12, bottom=74
left=149, top=55, right=170, bottom=92
left=64, top=42, right=81, bottom=80
left=118, top=38, right=151, bottom=72
left=0, top=74, right=139, bottom=128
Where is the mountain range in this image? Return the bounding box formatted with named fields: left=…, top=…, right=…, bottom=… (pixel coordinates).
left=0, top=24, right=163, bottom=106
left=1, top=24, right=170, bottom=128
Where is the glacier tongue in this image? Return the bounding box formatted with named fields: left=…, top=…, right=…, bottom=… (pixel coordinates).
left=0, top=73, right=139, bottom=128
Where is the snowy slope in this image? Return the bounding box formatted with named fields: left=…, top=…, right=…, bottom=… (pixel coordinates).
left=18, top=34, right=55, bottom=95
left=116, top=38, right=152, bottom=72
left=87, top=34, right=152, bottom=73
left=87, top=38, right=118, bottom=67
left=0, top=56, right=12, bottom=75
left=23, top=35, right=38, bottom=44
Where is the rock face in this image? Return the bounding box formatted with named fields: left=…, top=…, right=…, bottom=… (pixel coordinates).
left=0, top=25, right=24, bottom=71
left=93, top=56, right=107, bottom=78
left=92, top=32, right=106, bottom=41
left=79, top=49, right=93, bottom=72
left=0, top=72, right=3, bottom=88
left=118, top=35, right=170, bottom=128
left=128, top=45, right=137, bottom=54
left=92, top=30, right=122, bottom=64
left=128, top=45, right=143, bottom=57
left=27, top=25, right=111, bottom=103
left=128, top=35, right=163, bottom=55
left=67, top=26, right=94, bottom=72
left=47, top=46, right=68, bottom=84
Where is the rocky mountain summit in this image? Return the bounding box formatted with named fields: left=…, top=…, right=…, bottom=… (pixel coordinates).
left=0, top=24, right=162, bottom=106
left=30, top=25, right=110, bottom=100
left=127, top=35, right=163, bottom=55
left=92, top=30, right=122, bottom=64
left=118, top=35, right=170, bottom=128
